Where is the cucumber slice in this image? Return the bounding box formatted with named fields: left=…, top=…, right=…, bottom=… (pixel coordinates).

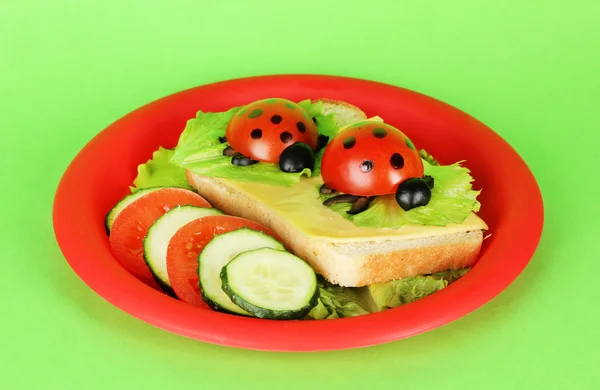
left=143, top=205, right=221, bottom=291
left=198, top=228, right=284, bottom=315
left=221, top=248, right=319, bottom=320
left=105, top=187, right=161, bottom=234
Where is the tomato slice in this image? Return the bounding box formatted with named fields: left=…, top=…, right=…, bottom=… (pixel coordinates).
left=321, top=121, right=424, bottom=196
left=166, top=215, right=280, bottom=306
left=225, top=98, right=318, bottom=163
left=109, top=188, right=212, bottom=289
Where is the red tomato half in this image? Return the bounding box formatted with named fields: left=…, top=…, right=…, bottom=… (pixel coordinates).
left=225, top=98, right=318, bottom=163
left=166, top=215, right=280, bottom=306
left=109, top=188, right=211, bottom=289
left=321, top=121, right=424, bottom=196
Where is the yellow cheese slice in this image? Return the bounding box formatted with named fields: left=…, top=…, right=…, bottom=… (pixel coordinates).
left=221, top=176, right=488, bottom=243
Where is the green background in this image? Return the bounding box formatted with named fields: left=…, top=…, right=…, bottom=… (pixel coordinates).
left=2, top=1, right=599, bottom=389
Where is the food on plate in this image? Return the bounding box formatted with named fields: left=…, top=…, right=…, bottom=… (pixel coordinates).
left=224, top=98, right=322, bottom=172
left=108, top=187, right=212, bottom=287
left=198, top=227, right=285, bottom=315
left=221, top=247, right=319, bottom=320
left=104, top=97, right=488, bottom=320
left=105, top=187, right=159, bottom=233
left=166, top=215, right=280, bottom=306
left=320, top=121, right=432, bottom=211
left=143, top=205, right=222, bottom=293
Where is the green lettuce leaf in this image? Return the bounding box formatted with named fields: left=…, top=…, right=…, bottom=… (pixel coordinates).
left=305, top=277, right=374, bottom=320
left=322, top=157, right=481, bottom=228
left=305, top=298, right=331, bottom=320
left=298, top=99, right=341, bottom=177
left=368, top=269, right=469, bottom=311
left=170, top=101, right=338, bottom=186
left=297, top=99, right=339, bottom=139
left=170, top=107, right=239, bottom=168
left=131, top=147, right=194, bottom=191
left=305, top=269, right=469, bottom=319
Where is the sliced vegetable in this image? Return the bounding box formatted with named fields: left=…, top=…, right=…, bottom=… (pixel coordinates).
left=105, top=187, right=160, bottom=233
left=109, top=188, right=212, bottom=288
left=166, top=215, right=279, bottom=305
left=321, top=121, right=424, bottom=196
left=142, top=206, right=222, bottom=292
left=198, top=228, right=284, bottom=315
left=225, top=98, right=318, bottom=163
left=221, top=247, right=319, bottom=320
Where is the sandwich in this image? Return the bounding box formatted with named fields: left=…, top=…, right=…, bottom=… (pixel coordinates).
left=109, top=97, right=488, bottom=320
left=174, top=98, right=487, bottom=287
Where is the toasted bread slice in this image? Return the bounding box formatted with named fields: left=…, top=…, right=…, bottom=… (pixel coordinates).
left=185, top=99, right=485, bottom=287
left=187, top=173, right=483, bottom=287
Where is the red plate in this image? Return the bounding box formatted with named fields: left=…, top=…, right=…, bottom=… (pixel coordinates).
left=52, top=75, right=544, bottom=351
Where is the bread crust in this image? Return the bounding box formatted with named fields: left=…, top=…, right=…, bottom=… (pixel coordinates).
left=187, top=172, right=483, bottom=287
left=316, top=99, right=368, bottom=126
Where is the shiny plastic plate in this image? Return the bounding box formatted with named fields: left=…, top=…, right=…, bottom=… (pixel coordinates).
left=53, top=75, right=544, bottom=351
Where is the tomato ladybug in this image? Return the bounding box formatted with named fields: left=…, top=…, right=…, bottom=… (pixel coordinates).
left=320, top=121, right=433, bottom=211
left=224, top=98, right=320, bottom=172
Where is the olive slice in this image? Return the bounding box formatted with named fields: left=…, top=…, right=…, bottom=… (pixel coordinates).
left=323, top=194, right=361, bottom=206
left=231, top=155, right=258, bottom=166
left=319, top=183, right=337, bottom=195
left=222, top=146, right=239, bottom=157
left=347, top=196, right=375, bottom=215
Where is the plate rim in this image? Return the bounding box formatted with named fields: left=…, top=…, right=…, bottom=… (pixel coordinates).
left=52, top=74, right=544, bottom=352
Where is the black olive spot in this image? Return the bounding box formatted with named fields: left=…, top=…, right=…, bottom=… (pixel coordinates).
left=390, top=153, right=405, bottom=169
left=280, top=131, right=293, bottom=143
left=312, top=117, right=317, bottom=123
left=270, top=115, right=282, bottom=124
left=250, top=128, right=262, bottom=139
left=297, top=122, right=306, bottom=133
left=316, top=134, right=329, bottom=152
left=218, top=136, right=227, bottom=143
left=405, top=138, right=416, bottom=150
left=372, top=128, right=387, bottom=138
left=360, top=160, right=374, bottom=173
left=343, top=136, right=356, bottom=149
left=248, top=109, right=263, bottom=118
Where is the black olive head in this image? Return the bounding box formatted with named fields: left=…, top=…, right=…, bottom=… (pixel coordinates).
left=279, top=142, right=315, bottom=173
left=395, top=178, right=432, bottom=211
